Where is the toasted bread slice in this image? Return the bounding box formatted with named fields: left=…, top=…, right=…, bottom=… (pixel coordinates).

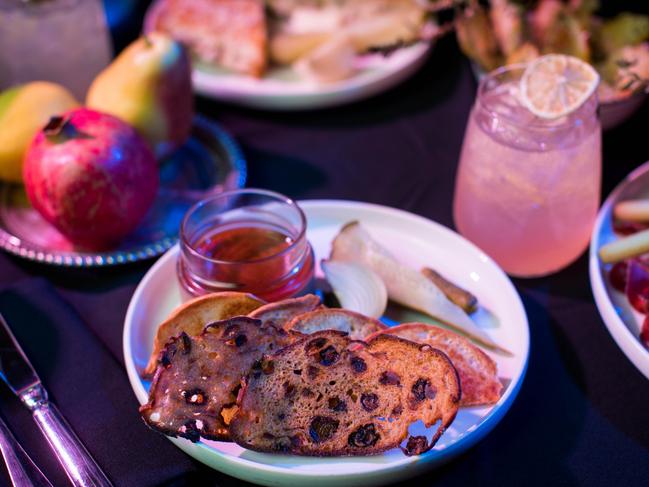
left=284, top=308, right=387, bottom=340
left=229, top=330, right=460, bottom=456
left=140, top=317, right=300, bottom=442
left=248, top=294, right=321, bottom=327
left=144, top=292, right=265, bottom=376
left=371, top=323, right=502, bottom=406
left=145, top=0, right=268, bottom=77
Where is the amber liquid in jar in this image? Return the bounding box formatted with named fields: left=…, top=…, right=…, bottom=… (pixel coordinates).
left=195, top=225, right=293, bottom=261
left=179, top=221, right=314, bottom=301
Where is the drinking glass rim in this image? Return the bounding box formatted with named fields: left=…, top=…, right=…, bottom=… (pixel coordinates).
left=180, top=188, right=308, bottom=265
left=476, top=63, right=599, bottom=130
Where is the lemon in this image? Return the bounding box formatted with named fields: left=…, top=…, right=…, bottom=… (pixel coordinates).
left=520, top=54, right=599, bottom=119
left=0, top=82, right=79, bottom=183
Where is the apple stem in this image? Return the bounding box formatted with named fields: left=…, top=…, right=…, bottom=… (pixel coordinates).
left=143, top=34, right=152, bottom=48
left=43, top=115, right=93, bottom=143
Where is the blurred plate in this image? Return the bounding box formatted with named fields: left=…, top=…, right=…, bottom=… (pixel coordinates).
left=0, top=116, right=246, bottom=267
left=598, top=91, right=648, bottom=131
left=124, top=200, right=529, bottom=487
left=192, top=42, right=432, bottom=110
left=590, top=160, right=649, bottom=379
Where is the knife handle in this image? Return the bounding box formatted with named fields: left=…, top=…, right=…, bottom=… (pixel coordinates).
left=30, top=402, right=113, bottom=487
left=0, top=415, right=53, bottom=487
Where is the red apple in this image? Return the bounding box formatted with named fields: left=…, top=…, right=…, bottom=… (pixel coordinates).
left=23, top=108, right=159, bottom=249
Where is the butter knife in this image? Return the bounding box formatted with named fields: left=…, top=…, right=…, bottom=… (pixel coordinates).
left=0, top=313, right=112, bottom=487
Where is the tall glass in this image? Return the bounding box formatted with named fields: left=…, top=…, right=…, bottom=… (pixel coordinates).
left=0, top=0, right=112, bottom=99
left=453, top=65, right=601, bottom=277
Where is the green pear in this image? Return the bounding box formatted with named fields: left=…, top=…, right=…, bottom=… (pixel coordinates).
left=86, top=32, right=194, bottom=158
left=0, top=82, right=79, bottom=183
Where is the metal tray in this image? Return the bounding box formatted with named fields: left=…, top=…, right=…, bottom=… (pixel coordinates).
left=0, top=116, right=246, bottom=267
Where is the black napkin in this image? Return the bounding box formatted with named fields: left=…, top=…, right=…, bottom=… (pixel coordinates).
left=0, top=278, right=246, bottom=487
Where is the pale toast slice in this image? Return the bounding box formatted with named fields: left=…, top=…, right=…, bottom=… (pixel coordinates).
left=248, top=294, right=321, bottom=327
left=284, top=308, right=387, bottom=340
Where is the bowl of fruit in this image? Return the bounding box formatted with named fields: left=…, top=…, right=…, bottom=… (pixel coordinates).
left=456, top=0, right=649, bottom=130
left=0, top=33, right=245, bottom=266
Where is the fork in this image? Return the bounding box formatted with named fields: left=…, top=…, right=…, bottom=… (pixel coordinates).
left=0, top=414, right=52, bottom=487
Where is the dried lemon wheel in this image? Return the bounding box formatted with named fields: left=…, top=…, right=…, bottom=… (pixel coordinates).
left=520, top=54, right=599, bottom=119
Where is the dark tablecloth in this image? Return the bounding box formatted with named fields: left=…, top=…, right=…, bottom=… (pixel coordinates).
left=1, top=35, right=648, bottom=487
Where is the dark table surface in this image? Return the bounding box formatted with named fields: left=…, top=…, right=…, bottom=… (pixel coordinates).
left=1, top=29, right=649, bottom=487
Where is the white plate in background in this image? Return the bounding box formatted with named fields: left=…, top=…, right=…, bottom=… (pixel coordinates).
left=192, top=43, right=431, bottom=110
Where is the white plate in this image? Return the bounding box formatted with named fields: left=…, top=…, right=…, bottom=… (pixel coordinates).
left=123, top=200, right=529, bottom=486
left=192, top=43, right=431, bottom=110
left=590, top=161, right=649, bottom=380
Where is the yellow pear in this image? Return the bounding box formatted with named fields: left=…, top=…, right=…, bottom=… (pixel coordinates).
left=86, top=32, right=194, bottom=158
left=0, top=82, right=79, bottom=183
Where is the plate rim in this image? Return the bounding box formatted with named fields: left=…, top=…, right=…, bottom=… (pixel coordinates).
left=123, top=199, right=530, bottom=485
left=191, top=42, right=432, bottom=110
left=0, top=116, right=246, bottom=268
left=589, top=160, right=649, bottom=380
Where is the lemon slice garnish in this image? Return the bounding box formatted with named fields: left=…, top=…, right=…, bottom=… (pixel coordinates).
left=520, top=54, right=599, bottom=119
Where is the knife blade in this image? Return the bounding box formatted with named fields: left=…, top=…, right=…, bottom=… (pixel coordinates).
left=0, top=315, right=41, bottom=397
left=0, top=313, right=112, bottom=487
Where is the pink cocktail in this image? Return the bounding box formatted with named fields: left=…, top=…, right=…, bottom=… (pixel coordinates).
left=453, top=65, right=601, bottom=277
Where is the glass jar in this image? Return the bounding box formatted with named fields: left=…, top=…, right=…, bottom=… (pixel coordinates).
left=178, top=189, right=315, bottom=301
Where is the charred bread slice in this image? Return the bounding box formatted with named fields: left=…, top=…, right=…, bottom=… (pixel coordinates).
left=284, top=308, right=387, bottom=340
left=140, top=316, right=300, bottom=442
left=370, top=323, right=502, bottom=407
left=229, top=330, right=460, bottom=456
left=144, top=292, right=265, bottom=377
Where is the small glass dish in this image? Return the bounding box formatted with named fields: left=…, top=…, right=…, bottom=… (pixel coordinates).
left=177, top=189, right=314, bottom=301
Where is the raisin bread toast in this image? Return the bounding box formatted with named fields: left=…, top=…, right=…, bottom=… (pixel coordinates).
left=371, top=323, right=502, bottom=406
left=229, top=330, right=460, bottom=456
left=140, top=316, right=300, bottom=441
left=248, top=294, right=321, bottom=327
left=284, top=308, right=387, bottom=340
left=144, top=0, right=268, bottom=77
left=144, top=292, right=265, bottom=376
